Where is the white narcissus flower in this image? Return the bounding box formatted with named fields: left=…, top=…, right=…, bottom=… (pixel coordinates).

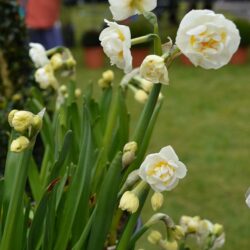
left=140, top=55, right=169, bottom=85
left=100, top=20, right=132, bottom=73
left=109, top=0, right=157, bottom=21
left=176, top=10, right=240, bottom=69
left=35, top=64, right=57, bottom=89
left=139, top=146, right=187, bottom=192
left=29, top=43, right=49, bottom=68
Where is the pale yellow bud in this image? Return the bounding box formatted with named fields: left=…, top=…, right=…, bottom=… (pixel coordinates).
left=32, top=115, right=43, bottom=131
left=8, top=109, right=18, bottom=127
left=172, top=226, right=185, bottom=240
left=119, top=191, right=139, bottom=214
left=147, top=230, right=162, bottom=244
left=151, top=192, right=164, bottom=211
left=98, top=78, right=111, bottom=89
left=162, top=240, right=178, bottom=250
left=102, top=70, right=114, bottom=82
left=75, top=88, right=82, bottom=98
left=134, top=90, right=148, bottom=104
left=122, top=151, right=135, bottom=167
left=12, top=93, right=22, bottom=102
left=10, top=136, right=30, bottom=153
left=213, top=223, right=224, bottom=236
left=66, top=58, right=76, bottom=68
left=59, top=85, right=67, bottom=94
left=50, top=53, right=64, bottom=70
left=11, top=111, right=34, bottom=133
left=140, top=79, right=153, bottom=92
left=123, top=141, right=138, bottom=153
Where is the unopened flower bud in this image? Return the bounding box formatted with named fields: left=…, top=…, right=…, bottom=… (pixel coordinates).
left=147, top=230, right=162, bottom=244
left=151, top=192, right=164, bottom=211
left=162, top=240, right=178, bottom=250
left=32, top=115, right=43, bottom=131
left=11, top=111, right=34, bottom=133
left=12, top=93, right=22, bottom=102
left=134, top=90, right=148, bottom=104
left=8, top=109, right=18, bottom=127
left=180, top=216, right=200, bottom=234
left=50, top=53, right=64, bottom=70
left=172, top=225, right=185, bottom=240
left=66, top=58, right=76, bottom=68
left=98, top=78, right=110, bottom=89
left=213, top=223, right=224, bottom=236
left=10, top=136, right=30, bottom=153
left=102, top=70, right=114, bottom=82
left=140, top=78, right=153, bottom=92
left=75, top=88, right=82, bottom=98
left=59, top=85, right=67, bottom=95
left=122, top=141, right=138, bottom=167
left=122, top=151, right=135, bottom=167
left=119, top=191, right=139, bottom=214
left=123, top=141, right=137, bottom=153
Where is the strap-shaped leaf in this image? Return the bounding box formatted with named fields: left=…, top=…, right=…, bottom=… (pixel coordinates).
left=86, top=152, right=122, bottom=250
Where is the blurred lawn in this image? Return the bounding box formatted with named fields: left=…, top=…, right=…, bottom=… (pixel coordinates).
left=63, top=4, right=250, bottom=250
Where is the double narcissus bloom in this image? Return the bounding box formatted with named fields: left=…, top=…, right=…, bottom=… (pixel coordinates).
left=35, top=64, right=58, bottom=89
left=108, top=0, right=157, bottom=21
left=29, top=43, right=49, bottom=68
left=99, top=20, right=132, bottom=73
left=139, top=146, right=187, bottom=192
left=140, top=55, right=169, bottom=85
left=176, top=10, right=240, bottom=69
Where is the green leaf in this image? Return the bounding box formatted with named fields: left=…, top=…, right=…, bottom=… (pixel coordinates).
left=28, top=157, right=43, bottom=203
left=86, top=152, right=122, bottom=250
left=53, top=107, right=94, bottom=250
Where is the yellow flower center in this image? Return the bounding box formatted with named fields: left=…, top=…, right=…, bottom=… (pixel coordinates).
left=147, top=160, right=176, bottom=185
left=190, top=29, right=227, bottom=53
left=129, top=0, right=143, bottom=11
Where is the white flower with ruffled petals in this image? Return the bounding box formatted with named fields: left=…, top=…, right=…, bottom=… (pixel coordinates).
left=35, top=64, right=57, bottom=89
left=176, top=10, right=240, bottom=69
left=109, top=0, right=157, bottom=21
left=100, top=20, right=132, bottom=73
left=139, top=146, right=187, bottom=192
left=140, top=55, right=169, bottom=85
left=29, top=43, right=49, bottom=68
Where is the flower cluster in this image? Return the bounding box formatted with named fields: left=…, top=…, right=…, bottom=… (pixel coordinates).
left=8, top=109, right=44, bottom=152
left=179, top=215, right=225, bottom=250
left=29, top=43, right=76, bottom=90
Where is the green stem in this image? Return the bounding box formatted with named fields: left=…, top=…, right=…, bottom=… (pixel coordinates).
left=131, top=34, right=160, bottom=47
left=0, top=148, right=32, bottom=250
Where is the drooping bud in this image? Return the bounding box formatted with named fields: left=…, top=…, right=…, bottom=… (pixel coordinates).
left=50, top=53, right=64, bottom=70
left=151, top=192, right=164, bottom=211
left=10, top=136, right=30, bottom=153
left=102, top=70, right=114, bottom=82
left=147, top=230, right=162, bottom=245
left=119, top=191, right=139, bottom=214
left=75, top=88, right=82, bottom=98
left=134, top=90, right=148, bottom=104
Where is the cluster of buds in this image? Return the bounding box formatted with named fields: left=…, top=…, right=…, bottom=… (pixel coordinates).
left=121, top=70, right=163, bottom=104
left=179, top=215, right=225, bottom=250
left=147, top=230, right=179, bottom=250
left=98, top=70, right=114, bottom=89
left=8, top=109, right=44, bottom=153
left=29, top=43, right=76, bottom=90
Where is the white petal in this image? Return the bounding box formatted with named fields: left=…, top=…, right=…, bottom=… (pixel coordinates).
left=159, top=146, right=179, bottom=162
left=175, top=161, right=187, bottom=179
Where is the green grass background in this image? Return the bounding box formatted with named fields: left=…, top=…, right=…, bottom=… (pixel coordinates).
left=62, top=4, right=250, bottom=250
